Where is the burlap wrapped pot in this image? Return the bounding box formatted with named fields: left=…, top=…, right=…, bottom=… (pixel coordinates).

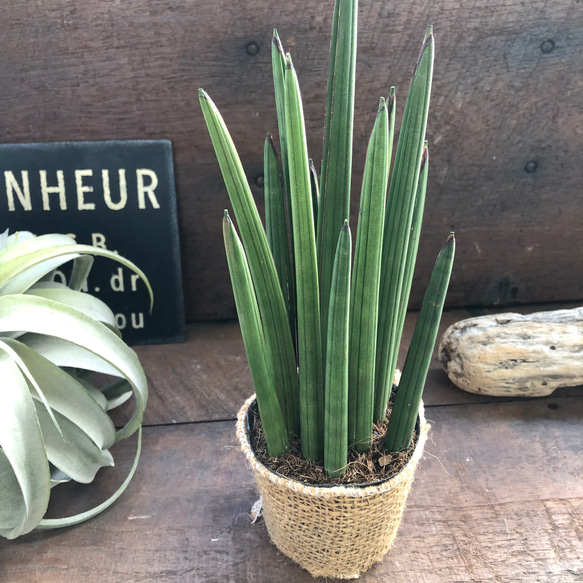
left=236, top=394, right=430, bottom=579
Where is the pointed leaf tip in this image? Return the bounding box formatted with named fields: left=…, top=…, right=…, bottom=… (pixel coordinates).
left=420, top=144, right=429, bottom=168
left=387, top=88, right=396, bottom=120
left=272, top=32, right=285, bottom=55
left=440, top=232, right=456, bottom=253
left=414, top=26, right=435, bottom=73
left=266, top=133, right=277, bottom=153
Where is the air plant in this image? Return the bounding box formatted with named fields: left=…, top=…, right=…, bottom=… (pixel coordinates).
left=0, top=230, right=152, bottom=539
left=200, top=0, right=454, bottom=477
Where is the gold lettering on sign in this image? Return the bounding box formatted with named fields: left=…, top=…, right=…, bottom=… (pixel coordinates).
left=110, top=267, right=125, bottom=292
left=136, top=169, right=160, bottom=209
left=92, top=233, right=107, bottom=249
left=114, top=312, right=145, bottom=330
left=40, top=170, right=67, bottom=211
left=3, top=168, right=161, bottom=211
left=75, top=169, right=95, bottom=211
left=130, top=273, right=140, bottom=292
left=5, top=171, right=32, bottom=211
left=131, top=313, right=145, bottom=329
left=103, top=169, right=128, bottom=211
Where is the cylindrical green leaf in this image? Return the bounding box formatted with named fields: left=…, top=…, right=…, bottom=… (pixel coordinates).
left=385, top=233, right=455, bottom=452
left=318, top=0, right=358, bottom=368
left=309, top=158, right=320, bottom=232
left=376, top=27, right=434, bottom=421
left=374, top=143, right=428, bottom=420
left=264, top=134, right=297, bottom=370
left=199, top=89, right=299, bottom=437
left=223, top=212, right=289, bottom=457
left=272, top=31, right=297, bottom=347
left=324, top=221, right=351, bottom=477
left=272, top=30, right=292, bottom=208
left=348, top=99, right=390, bottom=451
left=284, top=54, right=323, bottom=461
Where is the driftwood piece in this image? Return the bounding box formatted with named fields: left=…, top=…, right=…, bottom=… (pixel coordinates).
left=438, top=308, right=583, bottom=397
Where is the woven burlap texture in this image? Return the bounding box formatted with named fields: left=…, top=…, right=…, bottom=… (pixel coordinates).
left=236, top=394, right=430, bottom=579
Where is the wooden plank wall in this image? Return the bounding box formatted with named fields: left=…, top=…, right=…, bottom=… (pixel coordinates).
left=0, top=0, right=581, bottom=320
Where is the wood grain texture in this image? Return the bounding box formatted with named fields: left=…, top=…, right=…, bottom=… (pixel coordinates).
left=0, top=311, right=581, bottom=581
left=0, top=1, right=581, bottom=319
left=0, top=396, right=581, bottom=582
left=134, top=321, right=252, bottom=425
left=439, top=307, right=583, bottom=397
left=132, top=306, right=583, bottom=426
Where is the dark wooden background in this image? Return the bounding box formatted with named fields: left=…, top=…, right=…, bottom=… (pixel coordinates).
left=0, top=0, right=581, bottom=320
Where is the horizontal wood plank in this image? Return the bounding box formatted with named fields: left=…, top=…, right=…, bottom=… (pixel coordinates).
left=135, top=320, right=253, bottom=425
left=0, top=1, right=581, bottom=318
left=133, top=307, right=583, bottom=426
left=1, top=396, right=581, bottom=582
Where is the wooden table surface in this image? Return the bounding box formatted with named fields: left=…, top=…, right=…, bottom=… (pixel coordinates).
left=1, top=307, right=582, bottom=582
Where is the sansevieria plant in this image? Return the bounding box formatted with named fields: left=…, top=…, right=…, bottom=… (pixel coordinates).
left=0, top=230, right=152, bottom=539
left=200, top=0, right=455, bottom=478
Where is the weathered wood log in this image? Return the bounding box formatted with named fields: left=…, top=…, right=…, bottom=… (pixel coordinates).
left=438, top=308, right=583, bottom=397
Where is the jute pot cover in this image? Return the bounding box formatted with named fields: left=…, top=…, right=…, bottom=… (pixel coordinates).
left=236, top=394, right=430, bottom=579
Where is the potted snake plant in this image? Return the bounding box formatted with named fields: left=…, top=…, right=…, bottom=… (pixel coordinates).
left=200, top=0, right=454, bottom=577
left=0, top=230, right=152, bottom=540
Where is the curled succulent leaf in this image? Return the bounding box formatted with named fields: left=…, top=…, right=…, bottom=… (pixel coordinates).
left=0, top=231, right=151, bottom=539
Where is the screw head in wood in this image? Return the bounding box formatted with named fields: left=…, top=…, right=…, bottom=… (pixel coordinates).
left=540, top=39, right=555, bottom=54
left=525, top=161, right=538, bottom=173
left=246, top=41, right=260, bottom=56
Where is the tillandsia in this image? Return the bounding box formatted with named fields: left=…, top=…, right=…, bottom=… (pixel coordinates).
left=0, top=230, right=153, bottom=539
left=200, top=0, right=455, bottom=477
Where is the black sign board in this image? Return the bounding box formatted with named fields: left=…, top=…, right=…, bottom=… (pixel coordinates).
left=0, top=140, right=185, bottom=345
